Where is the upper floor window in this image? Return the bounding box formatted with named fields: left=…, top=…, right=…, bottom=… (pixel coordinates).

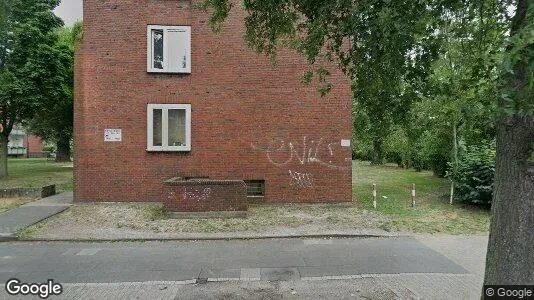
left=147, top=25, right=191, bottom=73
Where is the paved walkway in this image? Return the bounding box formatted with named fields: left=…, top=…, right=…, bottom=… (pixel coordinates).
left=0, top=192, right=72, bottom=240
left=0, top=236, right=488, bottom=299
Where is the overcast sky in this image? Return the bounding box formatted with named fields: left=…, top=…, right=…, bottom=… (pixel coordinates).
left=54, top=0, right=83, bottom=26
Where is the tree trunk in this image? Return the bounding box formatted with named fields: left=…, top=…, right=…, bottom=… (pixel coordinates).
left=484, top=0, right=533, bottom=285
left=484, top=116, right=534, bottom=284
left=0, top=134, right=7, bottom=178
left=55, top=135, right=71, bottom=162
left=371, top=137, right=382, bottom=165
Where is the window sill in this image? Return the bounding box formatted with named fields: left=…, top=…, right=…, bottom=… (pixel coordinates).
left=147, top=69, right=191, bottom=74
left=147, top=148, right=191, bottom=152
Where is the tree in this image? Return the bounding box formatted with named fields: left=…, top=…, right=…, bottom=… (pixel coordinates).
left=27, top=22, right=82, bottom=162
left=202, top=0, right=534, bottom=284
left=0, top=0, right=63, bottom=176
left=484, top=0, right=533, bottom=285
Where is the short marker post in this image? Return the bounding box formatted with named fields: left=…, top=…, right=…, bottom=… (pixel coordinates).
left=411, top=183, right=416, bottom=208
left=373, top=183, right=377, bottom=209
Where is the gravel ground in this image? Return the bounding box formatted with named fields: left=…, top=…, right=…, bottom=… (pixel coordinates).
left=20, top=202, right=391, bottom=240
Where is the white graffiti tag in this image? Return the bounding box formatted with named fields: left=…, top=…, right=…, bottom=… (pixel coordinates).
left=289, top=170, right=313, bottom=188
left=252, top=136, right=348, bottom=169
left=183, top=187, right=212, bottom=201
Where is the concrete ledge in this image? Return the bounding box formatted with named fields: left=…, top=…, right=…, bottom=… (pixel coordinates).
left=0, top=233, right=16, bottom=242
left=0, top=185, right=56, bottom=198
left=167, top=211, right=248, bottom=219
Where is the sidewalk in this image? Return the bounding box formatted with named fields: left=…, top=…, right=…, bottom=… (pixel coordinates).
left=0, top=192, right=72, bottom=241
left=0, top=235, right=488, bottom=299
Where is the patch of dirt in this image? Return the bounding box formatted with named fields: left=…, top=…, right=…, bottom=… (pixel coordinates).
left=21, top=202, right=391, bottom=240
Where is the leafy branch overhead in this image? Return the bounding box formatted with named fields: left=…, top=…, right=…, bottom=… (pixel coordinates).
left=202, top=0, right=446, bottom=79
left=201, top=0, right=457, bottom=165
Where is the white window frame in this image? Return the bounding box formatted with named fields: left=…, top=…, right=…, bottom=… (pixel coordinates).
left=147, top=25, right=191, bottom=73
left=147, top=104, right=191, bottom=152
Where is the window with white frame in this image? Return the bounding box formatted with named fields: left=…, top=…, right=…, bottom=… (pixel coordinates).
left=147, top=25, right=191, bottom=73
left=147, top=104, right=191, bottom=151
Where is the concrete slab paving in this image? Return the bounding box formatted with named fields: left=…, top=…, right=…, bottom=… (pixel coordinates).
left=0, top=206, right=69, bottom=239
left=199, top=267, right=241, bottom=280
left=240, top=268, right=261, bottom=281
left=260, top=267, right=300, bottom=281
left=23, top=192, right=73, bottom=206
left=0, top=192, right=72, bottom=240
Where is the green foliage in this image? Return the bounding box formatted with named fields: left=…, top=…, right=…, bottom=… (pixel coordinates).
left=0, top=0, right=64, bottom=134
left=27, top=22, right=82, bottom=148
left=498, top=3, right=534, bottom=116
left=378, top=0, right=507, bottom=175
left=450, top=143, right=496, bottom=205
left=0, top=0, right=63, bottom=174
left=383, top=126, right=410, bottom=167
left=413, top=130, right=450, bottom=176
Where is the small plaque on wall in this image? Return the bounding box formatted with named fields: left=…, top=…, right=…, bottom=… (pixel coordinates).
left=341, top=139, right=351, bottom=147
left=104, top=129, right=122, bottom=142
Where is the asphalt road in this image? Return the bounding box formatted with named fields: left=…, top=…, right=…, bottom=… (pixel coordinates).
left=0, top=236, right=487, bottom=299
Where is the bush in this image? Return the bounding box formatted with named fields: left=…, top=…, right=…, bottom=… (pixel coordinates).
left=450, top=143, right=495, bottom=205
left=384, top=127, right=411, bottom=167
left=352, top=138, right=373, bottom=161
left=413, top=130, right=450, bottom=176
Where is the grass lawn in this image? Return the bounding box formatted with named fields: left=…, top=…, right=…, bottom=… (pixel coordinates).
left=353, top=160, right=490, bottom=234
left=0, top=197, right=36, bottom=214
left=0, top=159, right=73, bottom=193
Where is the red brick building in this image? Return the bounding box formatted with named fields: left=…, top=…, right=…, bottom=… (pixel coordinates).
left=74, top=0, right=352, bottom=206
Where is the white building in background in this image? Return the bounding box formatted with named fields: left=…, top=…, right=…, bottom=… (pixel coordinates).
left=8, top=126, right=46, bottom=158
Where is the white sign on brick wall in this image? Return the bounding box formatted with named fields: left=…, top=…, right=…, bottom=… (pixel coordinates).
left=104, top=129, right=122, bottom=142
left=341, top=139, right=351, bottom=147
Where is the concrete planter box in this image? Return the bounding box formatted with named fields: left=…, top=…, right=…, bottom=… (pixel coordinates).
left=163, top=178, right=248, bottom=217
left=0, top=185, right=56, bottom=199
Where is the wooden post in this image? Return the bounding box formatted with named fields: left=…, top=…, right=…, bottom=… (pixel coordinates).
left=373, top=183, right=377, bottom=209
left=411, top=183, right=416, bottom=208
left=449, top=181, right=454, bottom=205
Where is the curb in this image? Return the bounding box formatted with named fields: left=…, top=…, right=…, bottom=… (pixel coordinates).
left=5, top=232, right=404, bottom=243
left=0, top=233, right=16, bottom=242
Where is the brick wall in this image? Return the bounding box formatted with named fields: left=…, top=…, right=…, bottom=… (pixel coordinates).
left=163, top=178, right=247, bottom=212
left=74, top=0, right=353, bottom=204
left=26, top=135, right=45, bottom=158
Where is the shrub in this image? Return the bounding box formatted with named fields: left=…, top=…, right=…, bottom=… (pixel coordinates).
left=352, top=138, right=374, bottom=161
left=384, top=127, right=411, bottom=167
left=413, top=130, right=450, bottom=176
left=450, top=143, right=495, bottom=205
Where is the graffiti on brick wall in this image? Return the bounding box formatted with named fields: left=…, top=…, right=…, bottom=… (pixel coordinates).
left=251, top=136, right=348, bottom=170
left=288, top=170, right=313, bottom=188
left=183, top=187, right=212, bottom=201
